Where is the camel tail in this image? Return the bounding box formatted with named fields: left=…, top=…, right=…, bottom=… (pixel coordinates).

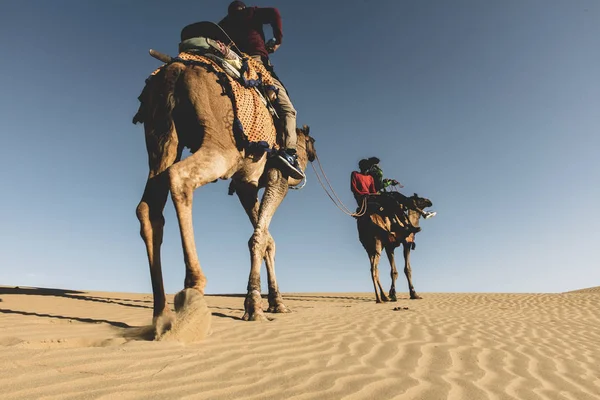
left=149, top=64, right=184, bottom=131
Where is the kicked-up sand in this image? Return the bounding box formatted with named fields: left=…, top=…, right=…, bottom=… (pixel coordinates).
left=0, top=285, right=599, bottom=399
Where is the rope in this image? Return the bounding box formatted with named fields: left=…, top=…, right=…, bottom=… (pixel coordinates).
left=313, top=154, right=355, bottom=214
left=309, top=153, right=407, bottom=219
left=309, top=156, right=368, bottom=218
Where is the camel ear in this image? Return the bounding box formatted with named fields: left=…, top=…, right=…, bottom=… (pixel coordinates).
left=413, top=193, right=418, bottom=198
left=302, top=124, right=310, bottom=134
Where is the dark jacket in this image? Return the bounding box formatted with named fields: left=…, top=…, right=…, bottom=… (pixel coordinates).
left=368, top=164, right=385, bottom=192
left=219, top=7, right=283, bottom=59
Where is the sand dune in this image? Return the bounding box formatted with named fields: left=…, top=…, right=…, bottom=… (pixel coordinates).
left=564, top=286, right=600, bottom=295
left=1, top=286, right=599, bottom=399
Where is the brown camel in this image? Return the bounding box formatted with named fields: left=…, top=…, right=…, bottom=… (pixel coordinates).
left=357, top=194, right=433, bottom=303
left=133, top=57, right=316, bottom=338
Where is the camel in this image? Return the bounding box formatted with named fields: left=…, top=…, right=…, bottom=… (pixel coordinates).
left=356, top=194, right=433, bottom=303
left=133, top=53, right=316, bottom=338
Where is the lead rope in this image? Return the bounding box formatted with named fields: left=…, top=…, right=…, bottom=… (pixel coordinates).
left=309, top=155, right=368, bottom=217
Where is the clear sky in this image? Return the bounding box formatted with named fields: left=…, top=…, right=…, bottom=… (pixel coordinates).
left=1, top=1, right=598, bottom=295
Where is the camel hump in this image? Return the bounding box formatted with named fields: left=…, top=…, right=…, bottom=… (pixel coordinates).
left=180, top=21, right=233, bottom=45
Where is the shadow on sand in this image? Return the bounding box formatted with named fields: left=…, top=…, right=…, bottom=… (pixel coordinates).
left=0, top=286, right=152, bottom=309
left=0, top=308, right=132, bottom=329
left=0, top=286, right=239, bottom=341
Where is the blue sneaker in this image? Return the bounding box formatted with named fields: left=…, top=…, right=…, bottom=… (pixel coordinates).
left=277, top=149, right=305, bottom=180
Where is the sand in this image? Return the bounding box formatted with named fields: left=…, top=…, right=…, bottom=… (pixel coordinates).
left=1, top=286, right=599, bottom=399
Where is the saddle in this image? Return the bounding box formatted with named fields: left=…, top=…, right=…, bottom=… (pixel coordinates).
left=178, top=22, right=276, bottom=115
left=138, top=21, right=280, bottom=155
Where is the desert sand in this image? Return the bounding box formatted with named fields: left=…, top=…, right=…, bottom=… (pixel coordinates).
left=1, top=286, right=599, bottom=400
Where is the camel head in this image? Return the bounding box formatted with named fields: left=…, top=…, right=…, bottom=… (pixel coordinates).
left=410, top=193, right=433, bottom=210
left=297, top=124, right=317, bottom=162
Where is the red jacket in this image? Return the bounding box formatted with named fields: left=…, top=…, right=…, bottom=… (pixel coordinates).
left=218, top=7, right=283, bottom=59
left=351, top=171, right=377, bottom=196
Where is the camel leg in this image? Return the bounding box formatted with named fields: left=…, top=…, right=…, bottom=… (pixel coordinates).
left=233, top=180, right=260, bottom=229
left=403, top=243, right=421, bottom=299
left=244, top=168, right=288, bottom=321
left=234, top=187, right=289, bottom=313
left=385, top=246, right=399, bottom=302
left=232, top=180, right=269, bottom=319
left=369, top=240, right=389, bottom=303
left=136, top=121, right=182, bottom=337
left=168, top=152, right=237, bottom=293
left=262, top=170, right=290, bottom=314
left=264, top=234, right=290, bottom=313
left=137, top=173, right=175, bottom=335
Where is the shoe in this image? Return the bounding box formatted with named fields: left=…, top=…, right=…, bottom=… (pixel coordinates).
left=424, top=211, right=437, bottom=219
left=277, top=149, right=305, bottom=180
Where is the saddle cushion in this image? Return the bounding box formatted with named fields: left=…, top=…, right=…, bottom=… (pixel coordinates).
left=150, top=52, right=277, bottom=151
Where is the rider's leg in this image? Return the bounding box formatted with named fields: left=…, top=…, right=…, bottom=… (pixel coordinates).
left=270, top=78, right=304, bottom=179
left=250, top=56, right=303, bottom=179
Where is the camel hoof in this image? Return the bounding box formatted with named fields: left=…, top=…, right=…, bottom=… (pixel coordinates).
left=267, top=304, right=291, bottom=313
left=389, top=296, right=397, bottom=302
left=243, top=290, right=267, bottom=321
left=410, top=293, right=423, bottom=300
left=242, top=310, right=269, bottom=321
left=153, top=311, right=176, bottom=340
left=157, top=289, right=211, bottom=342
left=267, top=293, right=290, bottom=313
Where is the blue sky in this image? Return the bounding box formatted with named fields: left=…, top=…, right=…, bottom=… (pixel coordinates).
left=1, top=1, right=598, bottom=295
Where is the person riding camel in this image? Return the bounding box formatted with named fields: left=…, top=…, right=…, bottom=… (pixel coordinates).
left=351, top=159, right=422, bottom=235
left=218, top=1, right=304, bottom=180
left=361, top=157, right=436, bottom=220
left=350, top=159, right=376, bottom=207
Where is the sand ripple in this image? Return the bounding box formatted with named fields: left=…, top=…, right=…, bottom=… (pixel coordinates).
left=1, top=287, right=599, bottom=399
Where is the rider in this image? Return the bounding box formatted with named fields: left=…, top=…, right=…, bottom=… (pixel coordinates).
left=362, top=157, right=436, bottom=220
left=218, top=1, right=305, bottom=180
left=350, top=159, right=377, bottom=206
left=351, top=159, right=421, bottom=234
